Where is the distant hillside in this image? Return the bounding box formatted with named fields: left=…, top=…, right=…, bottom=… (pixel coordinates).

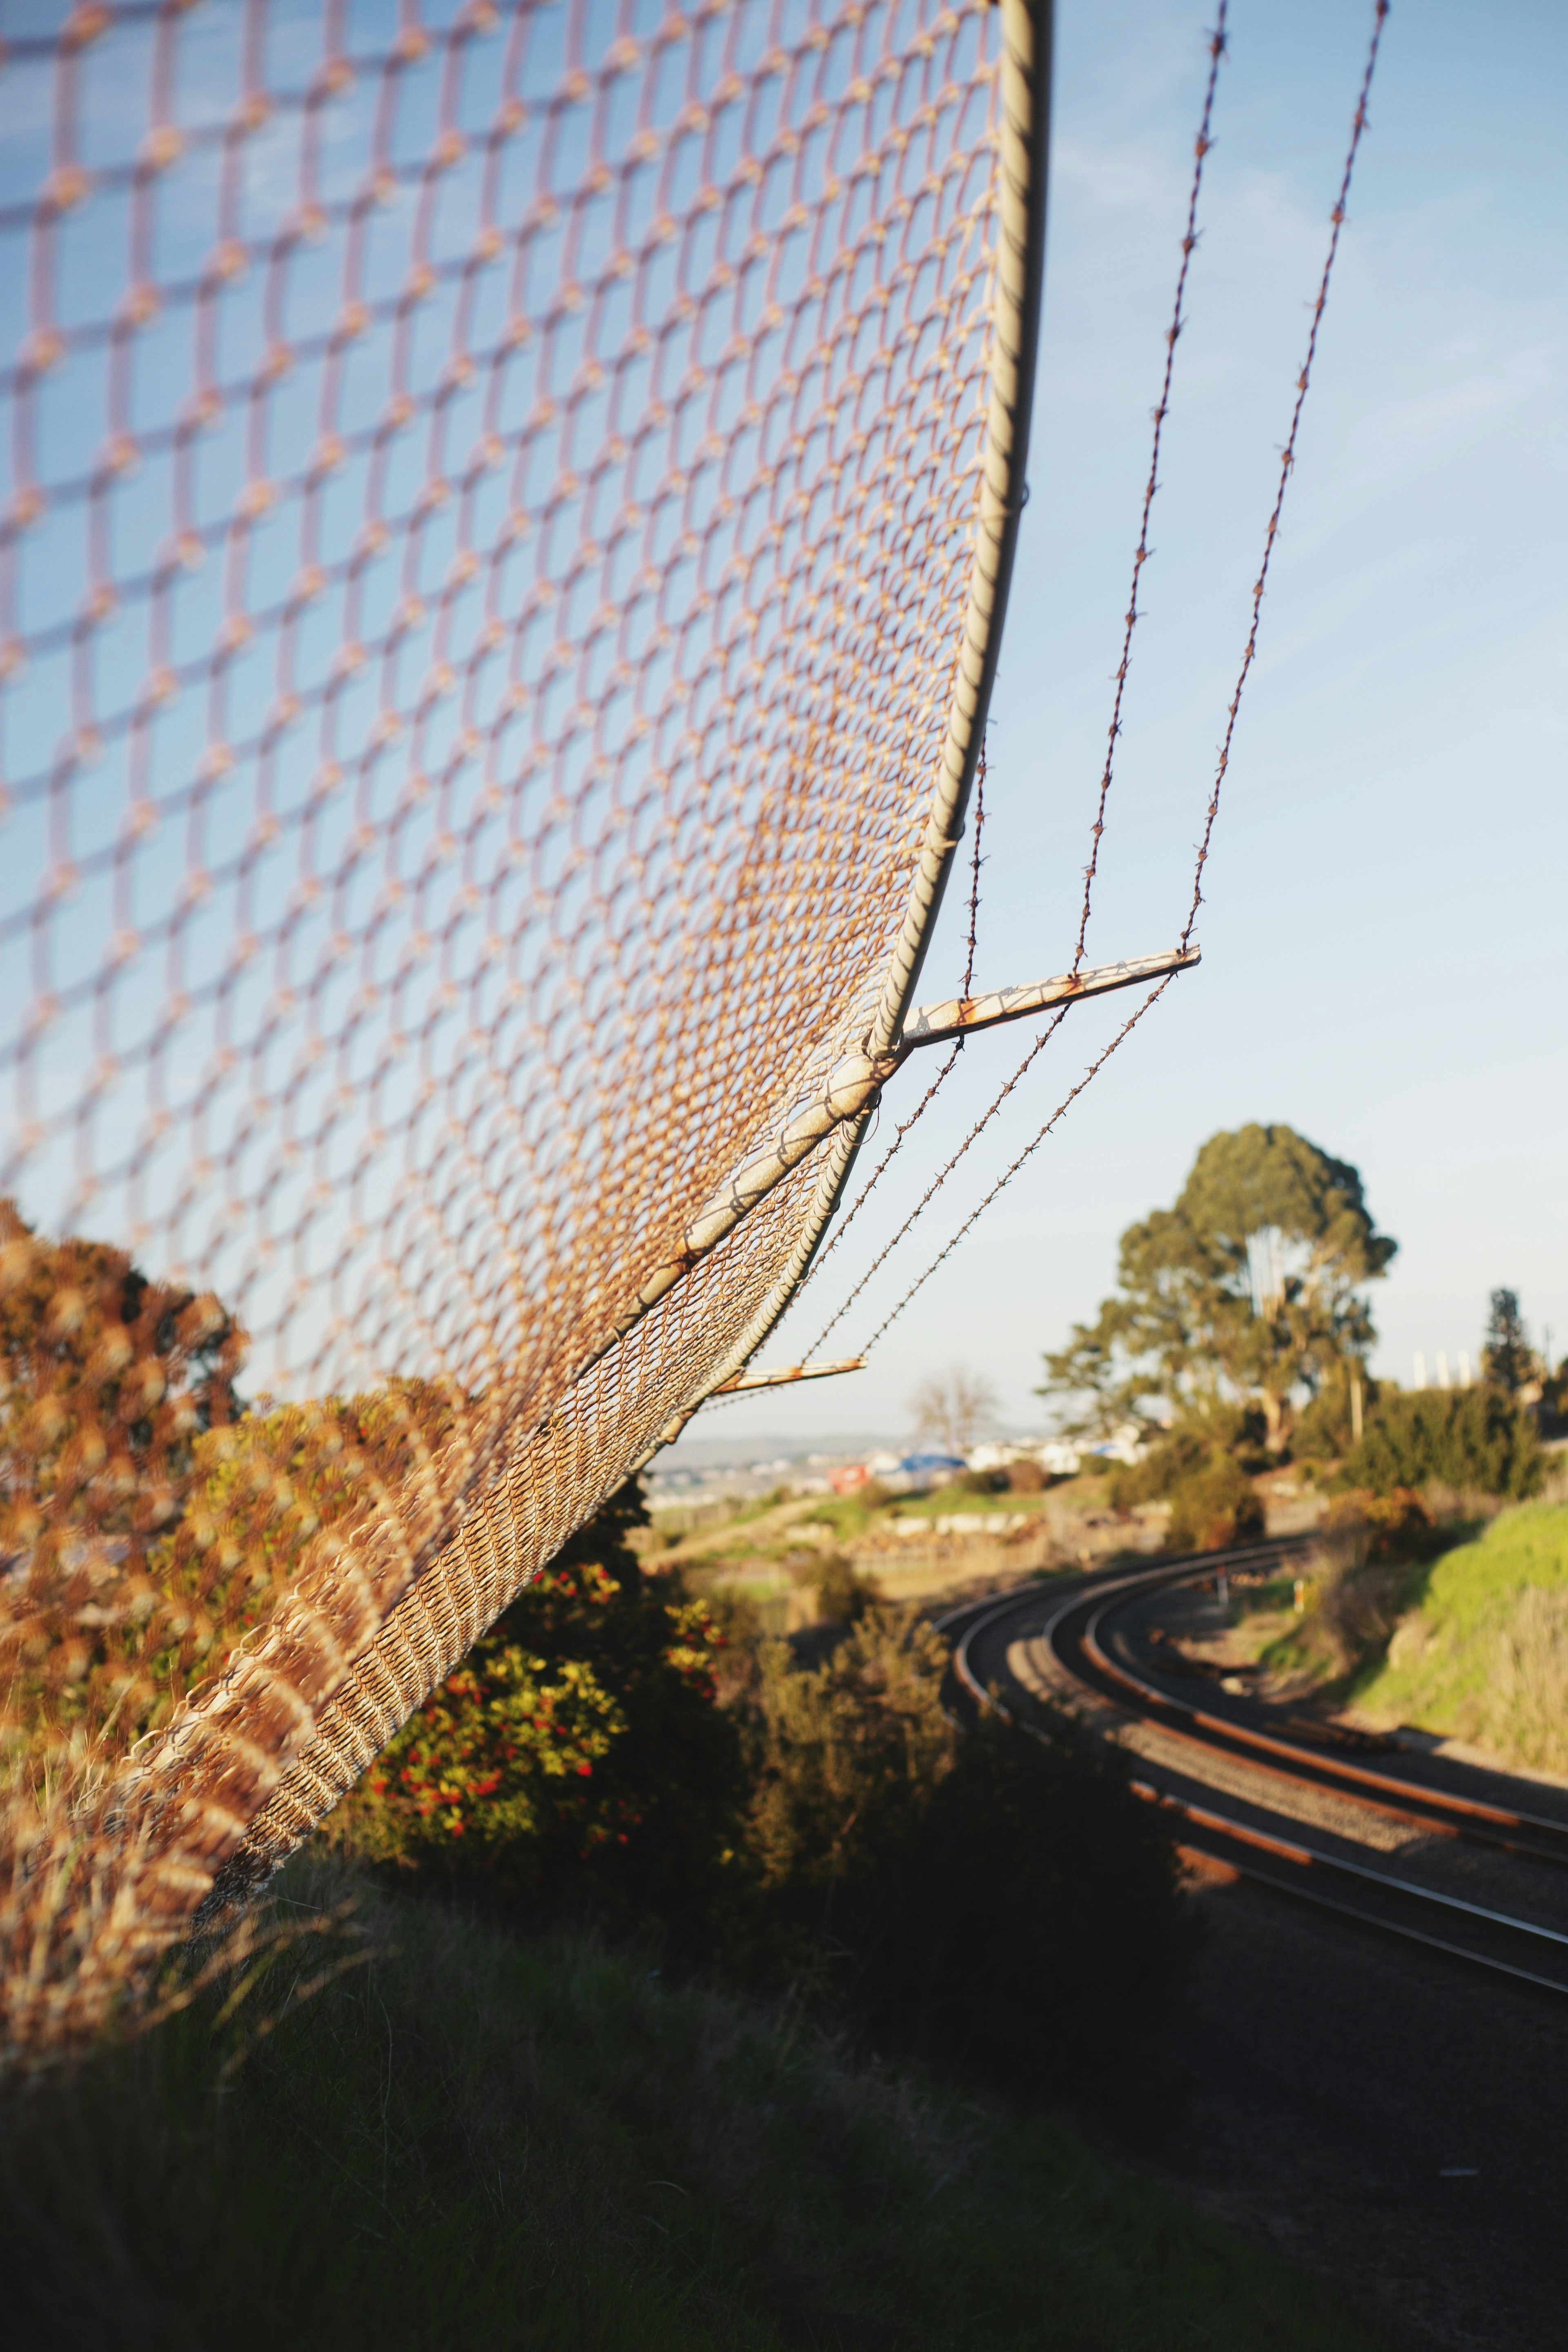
left=656, top=1430, right=902, bottom=1470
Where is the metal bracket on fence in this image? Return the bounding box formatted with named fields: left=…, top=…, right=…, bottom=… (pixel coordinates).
left=900, top=944, right=1200, bottom=1052
left=710, top=1355, right=865, bottom=1396
left=591, top=944, right=1200, bottom=1368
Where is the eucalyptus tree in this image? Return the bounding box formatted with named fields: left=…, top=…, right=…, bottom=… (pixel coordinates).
left=1041, top=1125, right=1396, bottom=1453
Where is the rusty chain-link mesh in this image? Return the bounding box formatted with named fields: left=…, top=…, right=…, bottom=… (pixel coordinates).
left=0, top=0, right=1048, bottom=2041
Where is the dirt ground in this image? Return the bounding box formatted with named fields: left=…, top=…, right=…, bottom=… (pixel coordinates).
left=1140, top=1866, right=1568, bottom=2352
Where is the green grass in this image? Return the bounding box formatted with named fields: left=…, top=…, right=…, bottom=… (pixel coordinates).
left=801, top=1493, right=879, bottom=1541
left=1354, top=1501, right=1568, bottom=1772
left=884, top=1481, right=1035, bottom=1520
left=2, top=1861, right=1390, bottom=2352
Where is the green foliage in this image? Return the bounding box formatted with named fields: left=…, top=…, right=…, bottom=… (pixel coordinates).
left=1042, top=1124, right=1395, bottom=1453
left=1292, top=1362, right=1376, bottom=1463
left=343, top=1483, right=748, bottom=1946
left=794, top=1548, right=881, bottom=1625
left=0, top=1197, right=247, bottom=1768
left=1342, top=1388, right=1544, bottom=1500
left=1325, top=1486, right=1443, bottom=1557
left=0, top=1862, right=1390, bottom=2352
left=1164, top=1457, right=1266, bottom=1554
left=1107, top=1423, right=1265, bottom=1555
left=741, top=1613, right=1186, bottom=2110
left=363, top=1556, right=1194, bottom=2116
left=840, top=1713, right=1187, bottom=2114
left=0, top=1181, right=470, bottom=1780
left=1355, top=1504, right=1568, bottom=1773
left=745, top=1611, right=956, bottom=1901
left=1107, top=1428, right=1211, bottom=1508
left=1482, top=1287, right=1532, bottom=1396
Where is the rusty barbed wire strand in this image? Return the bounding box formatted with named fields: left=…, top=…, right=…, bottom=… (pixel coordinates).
left=962, top=742, right=988, bottom=1000
left=791, top=742, right=989, bottom=1296
left=1072, top=2, right=1228, bottom=974
left=1183, top=0, right=1390, bottom=949
left=798, top=998, right=1074, bottom=1361
left=858, top=977, right=1176, bottom=1356
left=791, top=13, right=1234, bottom=1352
left=799, top=1044, right=964, bottom=1292
left=845, top=0, right=1389, bottom=1360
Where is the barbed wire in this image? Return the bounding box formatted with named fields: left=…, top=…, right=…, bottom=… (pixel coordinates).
left=846, top=0, right=1390, bottom=1361
left=792, top=13, right=1233, bottom=1359
left=857, top=978, right=1176, bottom=1357
left=798, top=997, right=1073, bottom=1361
left=1182, top=0, right=1390, bottom=951
left=1073, top=2, right=1229, bottom=974
left=791, top=744, right=988, bottom=1298
left=962, top=744, right=989, bottom=1000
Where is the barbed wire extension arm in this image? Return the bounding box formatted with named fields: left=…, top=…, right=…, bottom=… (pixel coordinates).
left=841, top=0, right=1391, bottom=1365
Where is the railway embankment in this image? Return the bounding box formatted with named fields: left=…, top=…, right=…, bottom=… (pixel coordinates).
left=946, top=1539, right=1568, bottom=2350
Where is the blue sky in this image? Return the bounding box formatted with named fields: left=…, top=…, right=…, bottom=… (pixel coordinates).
left=707, top=0, right=1568, bottom=1449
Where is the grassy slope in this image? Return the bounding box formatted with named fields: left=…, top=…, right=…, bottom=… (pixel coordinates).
left=1354, top=1502, right=1568, bottom=1772
left=4, top=1862, right=1388, bottom=2352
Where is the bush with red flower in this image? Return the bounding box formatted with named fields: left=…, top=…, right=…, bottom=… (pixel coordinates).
left=340, top=1482, right=749, bottom=1942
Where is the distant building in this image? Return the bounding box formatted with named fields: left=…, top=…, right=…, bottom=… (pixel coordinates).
left=1040, top=1441, right=1082, bottom=1477
left=1087, top=1421, right=1148, bottom=1468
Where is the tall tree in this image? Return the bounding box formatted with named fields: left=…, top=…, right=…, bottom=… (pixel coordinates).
left=1040, top=1125, right=1396, bottom=1453
left=1482, top=1289, right=1531, bottom=1396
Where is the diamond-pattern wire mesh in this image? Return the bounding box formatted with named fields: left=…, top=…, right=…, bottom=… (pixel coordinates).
left=0, top=0, right=1045, bottom=2034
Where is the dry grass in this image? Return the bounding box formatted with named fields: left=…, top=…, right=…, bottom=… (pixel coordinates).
left=0, top=1856, right=1393, bottom=2352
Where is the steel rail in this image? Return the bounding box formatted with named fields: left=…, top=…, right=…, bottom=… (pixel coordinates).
left=1131, top=1783, right=1568, bottom=1959
left=1076, top=1577, right=1568, bottom=1864
left=948, top=1542, right=1568, bottom=1998
left=951, top=1538, right=1312, bottom=1711
left=1139, top=1787, right=1568, bottom=2003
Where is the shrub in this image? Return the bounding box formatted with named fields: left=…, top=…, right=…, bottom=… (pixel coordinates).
left=1343, top=1388, right=1543, bottom=1500
left=745, top=1610, right=954, bottom=1901
left=1165, top=1455, right=1265, bottom=1552
left=1325, top=1486, right=1441, bottom=1558
left=740, top=1612, right=1186, bottom=2113
left=1109, top=1429, right=1265, bottom=1550
left=1007, top=1458, right=1047, bottom=1493
left=1292, top=1368, right=1380, bottom=1463
left=808, top=1552, right=884, bottom=1627
left=856, top=1713, right=1187, bottom=2114
left=0, top=1199, right=246, bottom=1775
left=341, top=1483, right=749, bottom=1947
left=1107, top=1428, right=1210, bottom=1511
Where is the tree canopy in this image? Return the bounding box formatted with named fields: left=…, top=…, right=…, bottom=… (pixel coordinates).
left=1040, top=1124, right=1396, bottom=1453
left=1483, top=1288, right=1532, bottom=1396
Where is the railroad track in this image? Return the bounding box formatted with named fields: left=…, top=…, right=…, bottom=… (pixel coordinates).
left=944, top=1542, right=1568, bottom=1999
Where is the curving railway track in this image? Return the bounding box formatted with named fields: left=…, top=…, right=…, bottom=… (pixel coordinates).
left=942, top=1541, right=1568, bottom=1998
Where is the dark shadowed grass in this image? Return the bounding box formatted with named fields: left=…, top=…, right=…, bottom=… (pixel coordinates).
left=1, top=1859, right=1390, bottom=2352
